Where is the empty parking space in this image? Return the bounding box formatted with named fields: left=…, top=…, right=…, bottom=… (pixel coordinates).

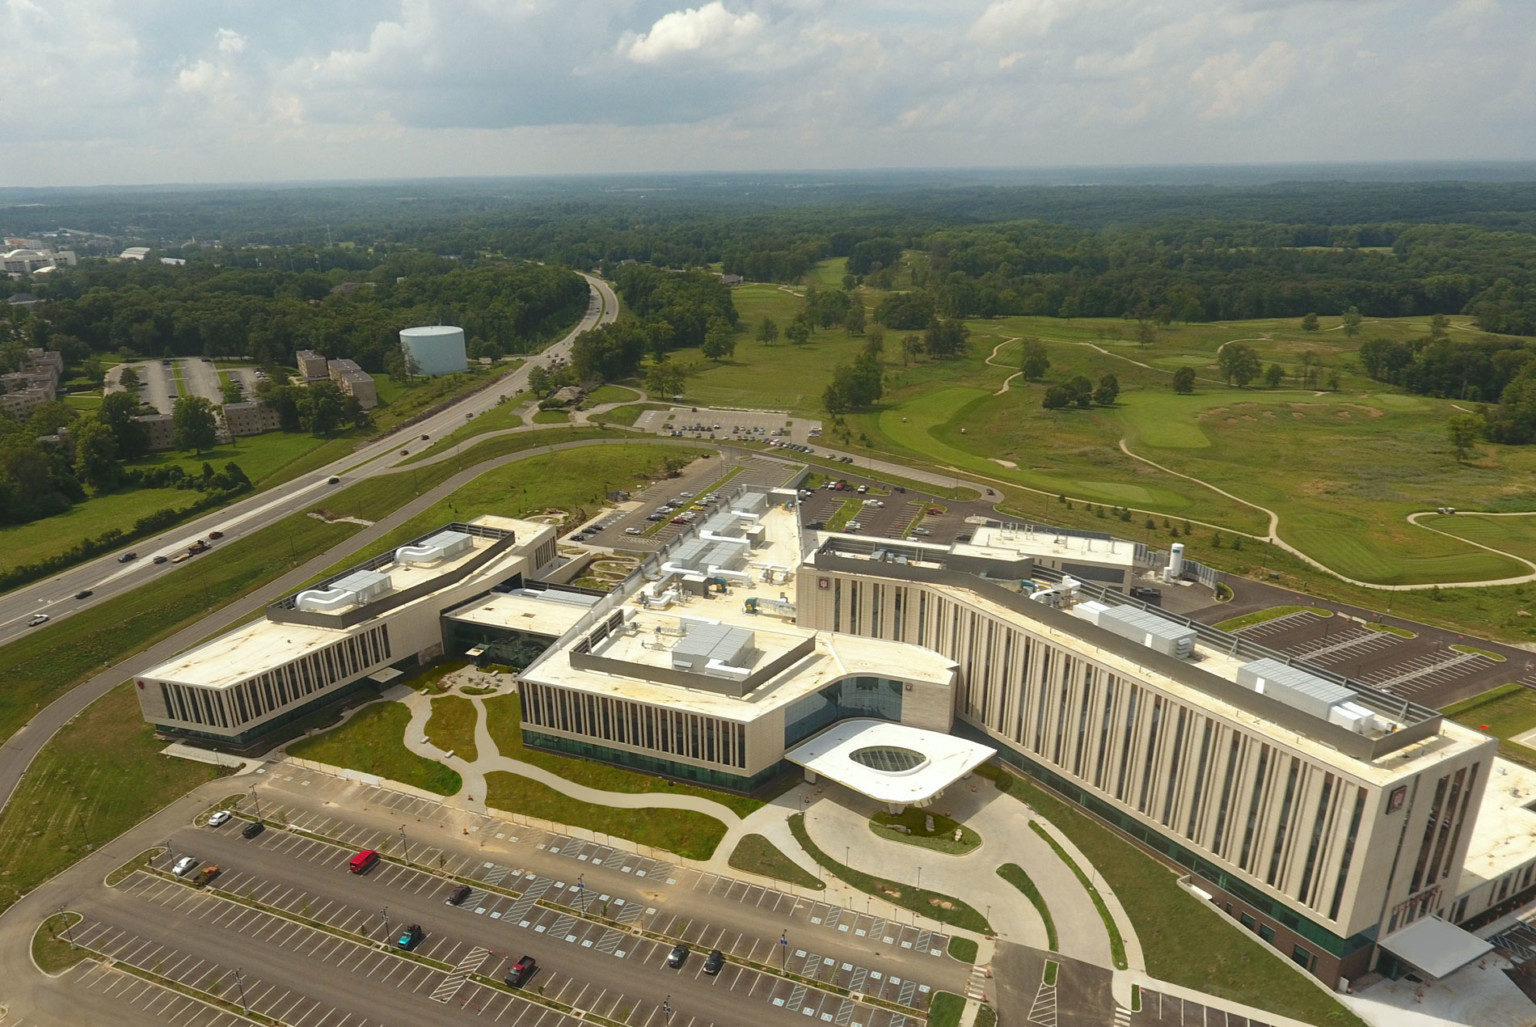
left=65, top=961, right=255, bottom=1027
left=1136, top=988, right=1276, bottom=1026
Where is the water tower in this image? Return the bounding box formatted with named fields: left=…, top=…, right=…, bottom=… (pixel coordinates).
left=399, top=325, right=468, bottom=376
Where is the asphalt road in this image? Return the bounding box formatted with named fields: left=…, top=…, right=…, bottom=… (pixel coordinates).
left=0, top=273, right=615, bottom=647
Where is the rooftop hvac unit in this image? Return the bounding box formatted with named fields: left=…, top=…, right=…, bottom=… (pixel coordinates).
left=1237, top=658, right=1369, bottom=727
left=1098, top=605, right=1197, bottom=659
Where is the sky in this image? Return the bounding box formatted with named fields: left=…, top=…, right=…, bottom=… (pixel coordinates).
left=2, top=0, right=1533, bottom=188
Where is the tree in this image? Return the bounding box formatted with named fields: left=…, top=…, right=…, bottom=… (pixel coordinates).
left=756, top=316, right=779, bottom=345
left=1447, top=413, right=1482, bottom=462
left=385, top=342, right=421, bottom=383
left=1020, top=338, right=1050, bottom=380
left=1301, top=312, right=1319, bottom=332
left=843, top=302, right=866, bottom=336
left=701, top=319, right=737, bottom=362
left=528, top=365, right=552, bottom=397
left=924, top=319, right=969, bottom=359
left=1299, top=350, right=1321, bottom=388
left=785, top=318, right=811, bottom=347
left=73, top=419, right=120, bottom=493
left=1172, top=366, right=1196, bottom=394
left=119, top=366, right=141, bottom=389
left=220, top=378, right=243, bottom=404
left=1136, top=319, right=1157, bottom=346
left=902, top=334, right=922, bottom=367
left=644, top=359, right=686, bottom=398
left=1264, top=363, right=1285, bottom=388
left=1218, top=343, right=1262, bottom=387
left=172, top=396, right=219, bottom=454
left=1094, top=373, right=1120, bottom=406
left=1067, top=375, right=1094, bottom=408
left=298, top=382, right=346, bottom=435
left=1042, top=385, right=1073, bottom=409
left=823, top=353, right=883, bottom=413
left=1342, top=305, right=1362, bottom=337
left=1430, top=313, right=1449, bottom=340
left=97, top=390, right=150, bottom=460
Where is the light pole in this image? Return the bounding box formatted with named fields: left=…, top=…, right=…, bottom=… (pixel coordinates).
left=232, top=967, right=249, bottom=1015
left=248, top=785, right=262, bottom=821
left=916, top=866, right=922, bottom=891
left=57, top=906, right=75, bottom=950
left=76, top=812, right=93, bottom=852
left=399, top=825, right=409, bottom=861
left=379, top=906, right=390, bottom=949
left=576, top=874, right=586, bottom=914
left=781, top=930, right=788, bottom=971
left=662, top=995, right=673, bottom=1025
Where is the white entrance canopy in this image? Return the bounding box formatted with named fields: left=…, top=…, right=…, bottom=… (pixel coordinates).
left=1379, top=916, right=1493, bottom=980
left=785, top=718, right=996, bottom=807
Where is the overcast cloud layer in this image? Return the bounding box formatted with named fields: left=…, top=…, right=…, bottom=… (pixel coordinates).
left=1, top=0, right=1532, bottom=187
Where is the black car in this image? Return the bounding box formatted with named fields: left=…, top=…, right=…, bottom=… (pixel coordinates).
left=117, top=552, right=136, bottom=563
left=395, top=923, right=424, bottom=951
left=506, top=954, right=537, bottom=987
left=327, top=476, right=340, bottom=484
left=446, top=884, right=472, bottom=906
left=241, top=821, right=265, bottom=839
left=152, top=555, right=168, bottom=564
left=1129, top=586, right=1163, bottom=603
left=74, top=589, right=93, bottom=600
left=704, top=948, right=725, bottom=975
left=666, top=943, right=689, bottom=968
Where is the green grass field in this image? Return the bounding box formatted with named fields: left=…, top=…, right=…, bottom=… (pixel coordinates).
left=483, top=771, right=727, bottom=860
left=288, top=701, right=463, bottom=795
left=0, top=683, right=224, bottom=920
left=483, top=693, right=762, bottom=817
left=424, top=695, right=479, bottom=763
left=1419, top=514, right=1536, bottom=565
left=727, top=834, right=823, bottom=889
left=0, top=511, right=359, bottom=746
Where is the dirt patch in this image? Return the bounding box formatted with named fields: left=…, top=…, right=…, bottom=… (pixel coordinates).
left=1262, top=411, right=1276, bottom=419
left=1337, top=411, right=1352, bottom=419
left=1196, top=407, right=1228, bottom=421
left=929, top=898, right=956, bottom=911
left=991, top=458, right=1018, bottom=469
left=1292, top=412, right=1304, bottom=418
left=881, top=886, right=903, bottom=900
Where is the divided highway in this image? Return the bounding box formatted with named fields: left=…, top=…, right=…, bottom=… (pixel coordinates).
left=0, top=273, right=616, bottom=647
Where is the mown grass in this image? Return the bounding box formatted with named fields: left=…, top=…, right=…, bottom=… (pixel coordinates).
left=997, top=863, right=1058, bottom=950
left=1442, top=684, right=1536, bottom=769
left=590, top=402, right=666, bottom=427
left=727, top=834, right=824, bottom=890
left=483, top=771, right=727, bottom=860
left=287, top=701, right=463, bottom=796
left=788, top=814, right=992, bottom=933
left=1419, top=513, right=1536, bottom=564
left=0, top=487, right=195, bottom=574
left=0, top=512, right=359, bottom=746
left=947, top=936, right=978, bottom=963
left=483, top=693, right=761, bottom=817
left=532, top=409, right=571, bottom=424
left=587, top=384, right=640, bottom=404
left=1214, top=606, right=1330, bottom=632
left=33, top=912, right=89, bottom=974
left=1028, top=821, right=1127, bottom=969
left=424, top=695, right=479, bottom=763
left=869, top=809, right=981, bottom=855
left=976, top=764, right=1367, bottom=1027
left=928, top=992, right=966, bottom=1027
left=0, top=683, right=224, bottom=920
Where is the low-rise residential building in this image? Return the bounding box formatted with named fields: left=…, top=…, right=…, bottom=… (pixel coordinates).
left=221, top=400, right=283, bottom=437
left=0, top=347, right=65, bottom=418
left=135, top=412, right=175, bottom=450
left=295, top=349, right=329, bottom=381
left=327, top=358, right=377, bottom=410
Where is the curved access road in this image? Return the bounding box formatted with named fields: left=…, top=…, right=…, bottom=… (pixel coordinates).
left=0, top=272, right=617, bottom=648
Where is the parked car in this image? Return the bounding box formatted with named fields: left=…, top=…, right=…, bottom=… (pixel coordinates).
left=667, top=943, right=690, bottom=968
left=395, top=923, right=423, bottom=951
left=192, top=865, right=221, bottom=887
left=27, top=614, right=49, bottom=626
left=704, top=948, right=725, bottom=975
left=207, top=810, right=231, bottom=827
left=506, top=955, right=537, bottom=987
left=171, top=855, right=198, bottom=876
left=1130, top=586, right=1163, bottom=602
left=242, top=821, right=265, bottom=839
left=446, top=884, right=472, bottom=906
left=570, top=534, right=586, bottom=542
left=118, top=552, right=136, bottom=563
left=625, top=527, right=643, bottom=535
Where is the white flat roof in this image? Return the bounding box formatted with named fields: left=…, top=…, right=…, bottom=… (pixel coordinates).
left=785, top=718, right=996, bottom=805
left=965, top=524, right=1134, bottom=567
left=448, top=591, right=598, bottom=639
left=1378, top=916, right=1492, bottom=979
left=1460, top=756, right=1536, bottom=888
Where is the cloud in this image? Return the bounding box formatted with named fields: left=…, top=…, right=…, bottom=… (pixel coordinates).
left=1189, top=41, right=1297, bottom=121
left=622, top=3, right=764, bottom=64
left=216, top=28, right=245, bottom=55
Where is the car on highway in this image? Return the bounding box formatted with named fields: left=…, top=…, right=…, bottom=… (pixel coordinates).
left=421, top=433, right=431, bottom=441
left=117, top=552, right=136, bottom=563
left=446, top=884, right=472, bottom=906
left=27, top=614, right=49, bottom=626
left=704, top=948, right=725, bottom=975
left=208, top=810, right=231, bottom=827
left=171, top=855, right=198, bottom=876
left=328, top=476, right=340, bottom=484
left=506, top=955, right=537, bottom=987
left=153, top=555, right=168, bottom=564
left=395, top=923, right=424, bottom=951
left=73, top=589, right=93, bottom=600
left=242, top=821, right=265, bottom=839
left=667, top=943, right=689, bottom=968
left=208, top=531, right=224, bottom=540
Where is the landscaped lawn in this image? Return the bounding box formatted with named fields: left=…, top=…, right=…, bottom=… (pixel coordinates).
left=0, top=512, right=360, bottom=745
left=532, top=409, right=570, bottom=423
left=976, top=765, right=1367, bottom=1027
left=1442, top=684, right=1536, bottom=769
left=0, top=683, right=224, bottom=921
left=869, top=808, right=980, bottom=855
left=0, top=487, right=195, bottom=574
left=587, top=384, right=640, bottom=404
left=727, top=834, right=823, bottom=890
left=1214, top=606, right=1330, bottom=632
left=482, top=693, right=762, bottom=817
left=288, top=701, right=463, bottom=796
left=997, top=863, right=1057, bottom=950
left=483, top=771, right=727, bottom=860
left=424, top=695, right=479, bottom=763
left=1420, top=513, right=1536, bottom=565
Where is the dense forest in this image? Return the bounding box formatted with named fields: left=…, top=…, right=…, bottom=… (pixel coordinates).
left=3, top=256, right=588, bottom=374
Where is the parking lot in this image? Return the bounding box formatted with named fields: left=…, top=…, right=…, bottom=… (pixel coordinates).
left=799, top=475, right=981, bottom=547
left=633, top=406, right=823, bottom=447
left=585, top=453, right=802, bottom=553
left=1227, top=609, right=1519, bottom=707
left=37, top=765, right=963, bottom=1027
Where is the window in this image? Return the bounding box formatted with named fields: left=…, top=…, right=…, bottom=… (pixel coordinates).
left=1291, top=945, right=1312, bottom=969
left=1329, top=787, right=1368, bottom=921
left=1258, top=924, right=1275, bottom=943
left=783, top=677, right=904, bottom=747
left=1239, top=912, right=1256, bottom=929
